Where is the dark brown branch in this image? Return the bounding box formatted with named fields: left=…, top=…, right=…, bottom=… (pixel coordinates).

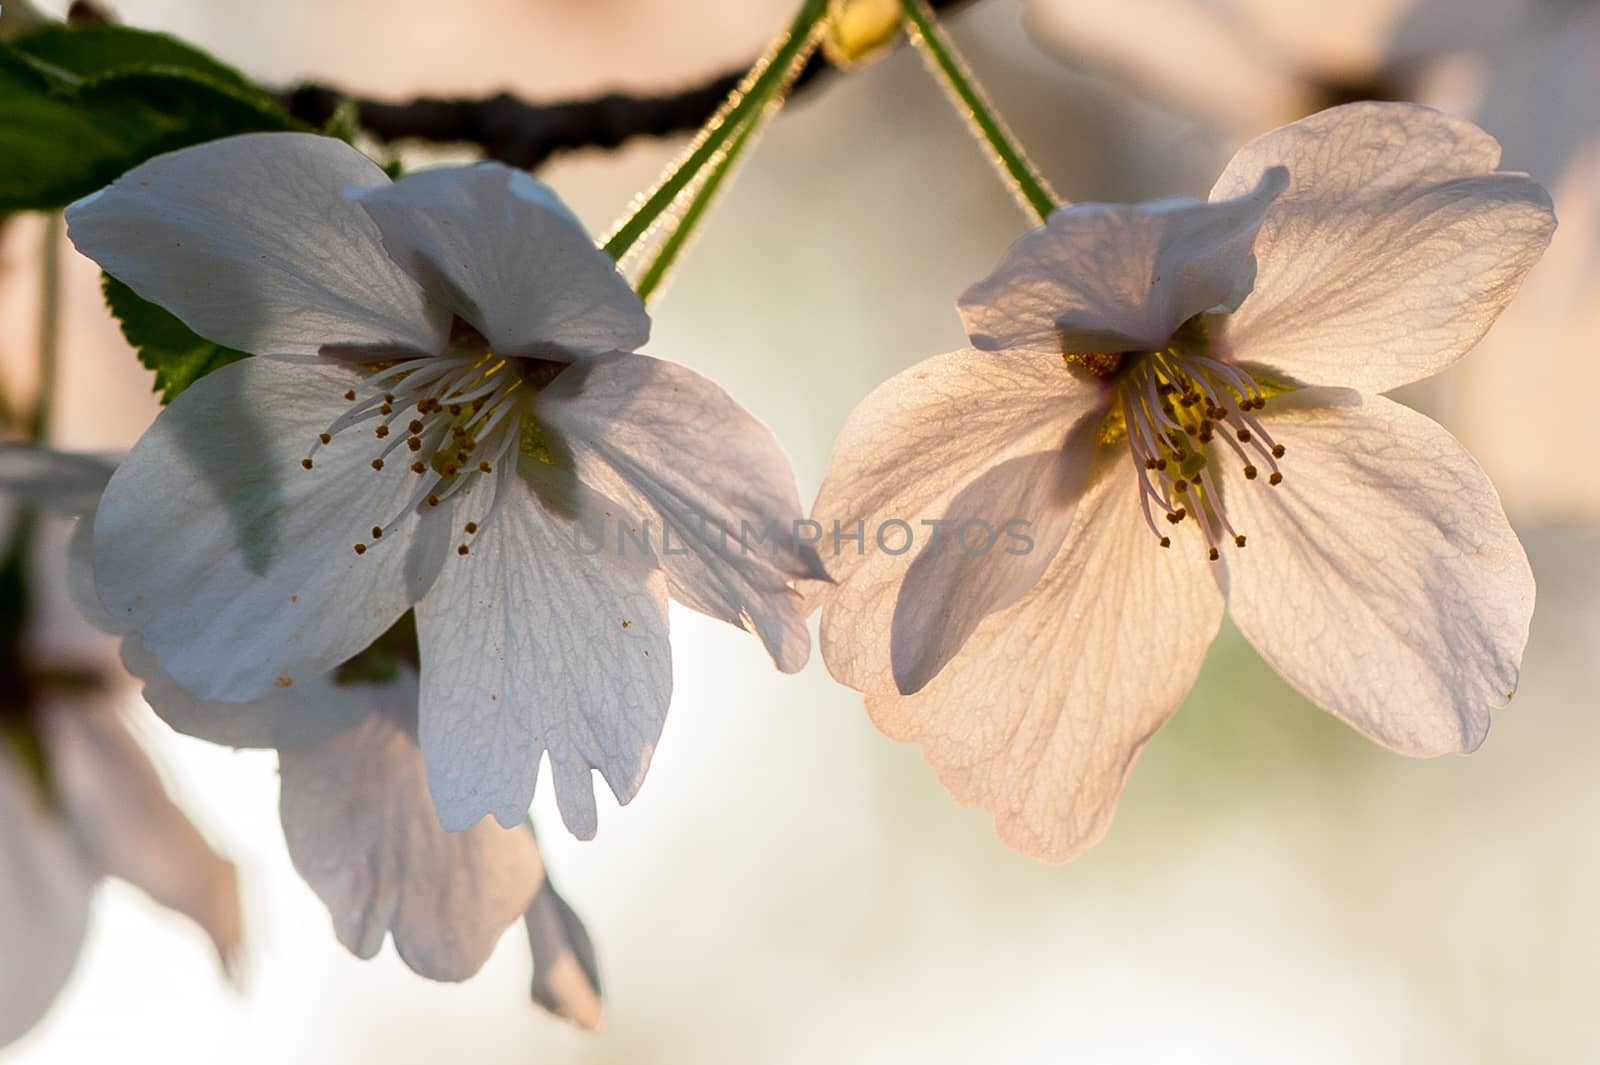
left=281, top=0, right=980, bottom=170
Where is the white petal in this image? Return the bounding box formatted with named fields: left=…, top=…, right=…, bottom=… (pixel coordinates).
left=0, top=746, right=93, bottom=1048
left=278, top=674, right=543, bottom=982
left=417, top=460, right=671, bottom=837
left=93, top=357, right=435, bottom=701
left=525, top=864, right=604, bottom=1031
left=812, top=347, right=1102, bottom=695
left=0, top=444, right=114, bottom=516
left=868, top=469, right=1223, bottom=862
left=65, top=133, right=446, bottom=358
left=957, top=167, right=1286, bottom=355
left=44, top=703, right=242, bottom=975
left=538, top=352, right=816, bottom=672
left=1220, top=388, right=1533, bottom=754
left=123, top=635, right=369, bottom=751
left=1214, top=102, right=1556, bottom=392
left=349, top=165, right=648, bottom=358
left=890, top=434, right=1095, bottom=695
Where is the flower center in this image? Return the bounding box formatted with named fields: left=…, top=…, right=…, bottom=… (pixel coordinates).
left=301, top=352, right=563, bottom=557
left=1075, top=316, right=1288, bottom=561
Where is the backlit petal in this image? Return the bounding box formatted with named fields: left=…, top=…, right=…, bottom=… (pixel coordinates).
left=93, top=357, right=434, bottom=700
left=349, top=165, right=648, bottom=358
left=417, top=460, right=671, bottom=837
left=66, top=133, right=446, bottom=358
left=1214, top=102, right=1556, bottom=392
left=867, top=469, right=1223, bottom=861
left=958, top=167, right=1286, bottom=355
left=1221, top=388, right=1533, bottom=754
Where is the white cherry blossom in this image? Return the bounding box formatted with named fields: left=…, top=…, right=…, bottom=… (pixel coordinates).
left=129, top=642, right=604, bottom=1025
left=64, top=133, right=820, bottom=838
left=810, top=103, right=1555, bottom=861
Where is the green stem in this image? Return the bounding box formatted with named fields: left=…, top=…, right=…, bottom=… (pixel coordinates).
left=602, top=0, right=830, bottom=263
left=635, top=110, right=765, bottom=302
left=898, top=0, right=1059, bottom=223
left=634, top=15, right=819, bottom=303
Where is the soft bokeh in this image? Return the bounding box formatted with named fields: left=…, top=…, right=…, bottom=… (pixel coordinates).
left=2, top=1, right=1595, bottom=1061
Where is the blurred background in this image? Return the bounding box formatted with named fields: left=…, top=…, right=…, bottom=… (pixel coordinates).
left=2, top=0, right=1596, bottom=1061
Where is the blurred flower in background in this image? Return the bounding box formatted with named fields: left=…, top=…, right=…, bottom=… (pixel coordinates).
left=0, top=449, right=240, bottom=1049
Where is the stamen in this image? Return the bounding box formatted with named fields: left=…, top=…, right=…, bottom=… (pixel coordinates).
left=1108, top=323, right=1291, bottom=557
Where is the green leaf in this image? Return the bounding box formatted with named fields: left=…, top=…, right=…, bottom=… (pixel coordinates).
left=9, top=23, right=260, bottom=93
left=102, top=275, right=249, bottom=404
left=0, top=25, right=301, bottom=212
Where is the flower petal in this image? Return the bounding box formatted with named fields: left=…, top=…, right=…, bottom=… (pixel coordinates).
left=93, top=357, right=436, bottom=701
left=123, top=635, right=369, bottom=751
left=1220, top=388, right=1533, bottom=754
left=1213, top=102, right=1556, bottom=392
left=278, top=674, right=543, bottom=982
left=957, top=167, right=1286, bottom=355
left=44, top=703, right=242, bottom=976
left=0, top=444, right=114, bottom=517
left=539, top=352, right=817, bottom=672
left=525, top=858, right=604, bottom=1031
left=417, top=460, right=671, bottom=837
left=349, top=164, right=649, bottom=358
left=65, top=133, right=446, bottom=358
left=0, top=745, right=93, bottom=1048
left=812, top=347, right=1102, bottom=695
left=890, top=431, right=1096, bottom=695
left=867, top=469, right=1224, bottom=862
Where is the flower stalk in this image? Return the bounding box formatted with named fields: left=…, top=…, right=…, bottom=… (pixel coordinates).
left=601, top=0, right=831, bottom=269
left=898, top=0, right=1059, bottom=223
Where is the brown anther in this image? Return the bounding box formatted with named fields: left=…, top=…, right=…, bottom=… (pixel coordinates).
left=375, top=425, right=390, bottom=439
left=464, top=522, right=479, bottom=534
left=1173, top=479, right=1188, bottom=493
left=343, top=389, right=356, bottom=401
left=371, top=526, right=383, bottom=539
left=410, top=461, right=426, bottom=474
left=301, top=458, right=314, bottom=470
left=1175, top=507, right=1187, bottom=520
left=353, top=543, right=367, bottom=555
left=461, top=437, right=477, bottom=450
left=319, top=433, right=332, bottom=445
left=384, top=393, right=395, bottom=403
left=1244, top=464, right=1258, bottom=480
left=1166, top=511, right=1181, bottom=524
left=1159, top=536, right=1171, bottom=548
left=407, top=437, right=422, bottom=452
left=1208, top=547, right=1220, bottom=561
left=1234, top=534, right=1247, bottom=548
left=1271, top=444, right=1286, bottom=458
left=451, top=425, right=466, bottom=438
left=1236, top=429, right=1252, bottom=443
left=1268, top=471, right=1283, bottom=486
left=379, top=403, right=393, bottom=416
left=457, top=544, right=469, bottom=556
left=1198, top=430, right=1213, bottom=443
left=1154, top=458, right=1168, bottom=471
left=370, top=458, right=384, bottom=471
left=448, top=403, right=463, bottom=416
left=442, top=464, right=459, bottom=477
left=427, top=494, right=440, bottom=507
left=478, top=460, right=492, bottom=473
left=1145, top=458, right=1159, bottom=470
left=408, top=419, right=424, bottom=434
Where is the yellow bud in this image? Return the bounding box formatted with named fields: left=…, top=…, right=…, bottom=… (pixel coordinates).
left=823, top=0, right=903, bottom=67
